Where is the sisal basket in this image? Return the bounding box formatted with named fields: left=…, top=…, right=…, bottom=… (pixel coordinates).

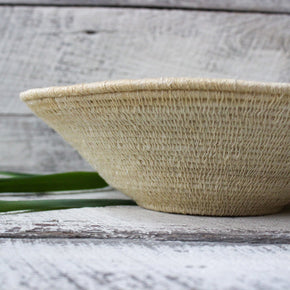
left=20, top=78, right=290, bottom=216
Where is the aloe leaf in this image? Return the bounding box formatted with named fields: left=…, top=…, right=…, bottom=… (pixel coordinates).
left=0, top=172, right=108, bottom=193
left=0, top=199, right=136, bottom=212
left=0, top=171, right=38, bottom=178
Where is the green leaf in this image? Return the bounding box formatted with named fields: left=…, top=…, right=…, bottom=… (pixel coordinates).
left=0, top=172, right=108, bottom=193
left=0, top=171, right=38, bottom=178
left=0, top=199, right=137, bottom=212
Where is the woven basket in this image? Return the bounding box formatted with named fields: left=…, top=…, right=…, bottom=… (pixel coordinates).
left=20, top=78, right=290, bottom=216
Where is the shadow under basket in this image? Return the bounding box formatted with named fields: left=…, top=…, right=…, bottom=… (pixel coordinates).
left=20, top=78, right=290, bottom=216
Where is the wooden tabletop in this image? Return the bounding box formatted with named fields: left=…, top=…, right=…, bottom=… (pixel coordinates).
left=0, top=0, right=289, bottom=289
left=1, top=190, right=290, bottom=243
left=1, top=190, right=290, bottom=289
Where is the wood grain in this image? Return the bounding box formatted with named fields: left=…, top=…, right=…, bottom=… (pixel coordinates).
left=0, top=115, right=91, bottom=173
left=1, top=238, right=290, bottom=290
left=1, top=5, right=289, bottom=287
left=1, top=190, right=289, bottom=242
left=0, top=0, right=290, bottom=13
left=1, top=6, right=289, bottom=172
left=1, top=7, right=289, bottom=115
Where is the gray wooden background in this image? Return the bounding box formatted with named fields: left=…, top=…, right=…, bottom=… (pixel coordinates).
left=0, top=2, right=290, bottom=289
left=1, top=0, right=290, bottom=173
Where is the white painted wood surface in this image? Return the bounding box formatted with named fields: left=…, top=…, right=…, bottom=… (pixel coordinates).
left=1, top=239, right=290, bottom=290
left=1, top=0, right=290, bottom=13
left=1, top=190, right=290, bottom=242
left=0, top=116, right=91, bottom=173
left=1, top=3, right=289, bottom=289
left=1, top=6, right=289, bottom=172
left=1, top=7, right=290, bottom=115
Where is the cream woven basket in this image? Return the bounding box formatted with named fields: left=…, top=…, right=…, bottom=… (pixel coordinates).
left=20, top=78, right=290, bottom=216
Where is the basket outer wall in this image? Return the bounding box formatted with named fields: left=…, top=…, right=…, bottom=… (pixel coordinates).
left=20, top=78, right=290, bottom=216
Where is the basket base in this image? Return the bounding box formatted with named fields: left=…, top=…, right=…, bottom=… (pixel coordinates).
left=136, top=201, right=284, bottom=217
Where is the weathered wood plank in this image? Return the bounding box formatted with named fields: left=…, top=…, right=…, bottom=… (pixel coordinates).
left=0, top=115, right=91, bottom=173
left=0, top=0, right=290, bottom=13
left=0, top=238, right=289, bottom=290
left=0, top=7, right=289, bottom=115
left=1, top=190, right=289, bottom=242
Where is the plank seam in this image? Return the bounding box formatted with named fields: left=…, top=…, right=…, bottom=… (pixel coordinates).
left=0, top=3, right=289, bottom=15
left=0, top=113, right=35, bottom=117
left=1, top=233, right=289, bottom=244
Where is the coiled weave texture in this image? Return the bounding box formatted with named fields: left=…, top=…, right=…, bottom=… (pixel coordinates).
left=21, top=78, right=290, bottom=216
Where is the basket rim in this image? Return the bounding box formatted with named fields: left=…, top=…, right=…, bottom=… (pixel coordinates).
left=20, top=77, right=290, bottom=102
